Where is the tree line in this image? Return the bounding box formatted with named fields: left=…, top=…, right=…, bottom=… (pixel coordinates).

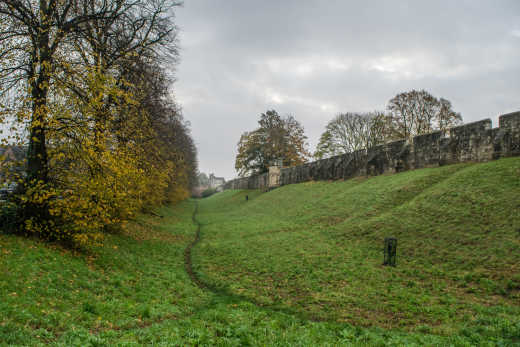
left=236, top=89, right=462, bottom=176
left=0, top=0, right=197, bottom=246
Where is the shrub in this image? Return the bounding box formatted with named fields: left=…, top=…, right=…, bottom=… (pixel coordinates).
left=201, top=188, right=217, bottom=198
left=0, top=201, right=19, bottom=233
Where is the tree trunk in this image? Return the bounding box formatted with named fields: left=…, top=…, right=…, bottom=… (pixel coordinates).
left=27, top=79, right=49, bottom=184
left=22, top=26, right=52, bottom=229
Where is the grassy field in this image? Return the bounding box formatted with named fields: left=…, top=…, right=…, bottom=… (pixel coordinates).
left=1, top=157, right=520, bottom=345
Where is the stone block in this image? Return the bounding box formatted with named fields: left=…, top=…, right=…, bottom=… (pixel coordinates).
left=499, top=111, right=520, bottom=129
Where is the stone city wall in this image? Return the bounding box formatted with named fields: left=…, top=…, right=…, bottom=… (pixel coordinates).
left=224, top=111, right=520, bottom=190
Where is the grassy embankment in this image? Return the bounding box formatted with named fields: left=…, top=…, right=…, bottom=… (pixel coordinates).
left=1, top=157, right=519, bottom=345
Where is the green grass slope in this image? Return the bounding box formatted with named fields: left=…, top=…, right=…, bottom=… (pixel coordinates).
left=0, top=157, right=519, bottom=345
left=194, top=158, right=520, bottom=339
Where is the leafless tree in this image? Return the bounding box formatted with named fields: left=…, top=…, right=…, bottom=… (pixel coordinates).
left=437, top=98, right=462, bottom=131
left=387, top=89, right=462, bottom=140
left=314, top=112, right=385, bottom=159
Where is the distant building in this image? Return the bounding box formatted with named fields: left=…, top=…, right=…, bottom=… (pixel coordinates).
left=0, top=145, right=26, bottom=198
left=0, top=146, right=25, bottom=166
left=0, top=145, right=25, bottom=176
left=209, top=173, right=225, bottom=189
left=192, top=172, right=226, bottom=197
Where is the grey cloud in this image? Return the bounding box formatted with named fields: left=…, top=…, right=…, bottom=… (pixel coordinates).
left=174, top=1, right=520, bottom=179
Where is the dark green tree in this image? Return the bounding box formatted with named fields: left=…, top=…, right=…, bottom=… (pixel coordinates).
left=235, top=110, right=310, bottom=176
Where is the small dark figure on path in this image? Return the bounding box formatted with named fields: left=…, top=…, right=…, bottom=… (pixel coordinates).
left=245, top=195, right=248, bottom=201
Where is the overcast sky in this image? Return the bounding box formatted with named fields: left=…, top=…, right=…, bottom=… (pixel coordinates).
left=174, top=1, right=520, bottom=180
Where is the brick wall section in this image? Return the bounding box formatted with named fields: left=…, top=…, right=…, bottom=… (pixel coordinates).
left=224, top=111, right=520, bottom=190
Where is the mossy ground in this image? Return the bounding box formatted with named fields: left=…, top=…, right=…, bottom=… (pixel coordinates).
left=1, top=158, right=520, bottom=345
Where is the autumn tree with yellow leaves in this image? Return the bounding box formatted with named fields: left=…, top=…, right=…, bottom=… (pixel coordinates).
left=0, top=0, right=197, bottom=246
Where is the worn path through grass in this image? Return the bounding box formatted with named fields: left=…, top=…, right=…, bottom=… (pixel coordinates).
left=1, top=157, right=519, bottom=345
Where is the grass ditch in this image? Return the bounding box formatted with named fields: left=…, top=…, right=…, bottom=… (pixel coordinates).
left=0, top=157, right=519, bottom=345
